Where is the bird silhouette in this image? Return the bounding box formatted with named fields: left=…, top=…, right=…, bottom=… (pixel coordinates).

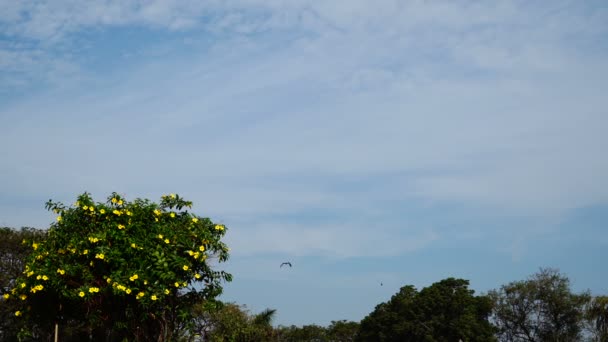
left=280, top=262, right=292, bottom=268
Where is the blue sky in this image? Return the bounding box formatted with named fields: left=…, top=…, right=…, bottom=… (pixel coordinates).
left=1, top=0, right=607, bottom=326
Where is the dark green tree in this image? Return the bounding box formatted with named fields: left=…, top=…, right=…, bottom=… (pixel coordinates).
left=327, top=320, right=359, bottom=342
left=356, top=278, right=496, bottom=342
left=275, top=324, right=328, bottom=341
left=489, top=268, right=590, bottom=342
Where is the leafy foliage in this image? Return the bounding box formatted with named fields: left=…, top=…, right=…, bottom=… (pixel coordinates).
left=0, top=227, right=47, bottom=341
left=489, top=268, right=590, bottom=342
left=3, top=192, right=231, bottom=341
left=356, top=278, right=496, bottom=342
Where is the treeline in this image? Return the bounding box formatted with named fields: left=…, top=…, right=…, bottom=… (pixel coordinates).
left=1, top=226, right=607, bottom=341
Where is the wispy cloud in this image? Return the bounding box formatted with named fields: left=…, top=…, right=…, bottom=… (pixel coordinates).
left=1, top=0, right=607, bottom=286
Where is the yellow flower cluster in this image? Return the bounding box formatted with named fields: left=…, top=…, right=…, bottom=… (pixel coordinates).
left=32, top=242, right=39, bottom=250
left=56, top=268, right=65, bottom=275
left=154, top=209, right=161, bottom=216
left=88, top=287, right=100, bottom=294
left=95, top=253, right=105, bottom=260
left=129, top=274, right=138, bottom=281
left=117, top=224, right=125, bottom=230
left=35, top=275, right=48, bottom=281
left=88, top=237, right=100, bottom=243
left=30, top=284, right=43, bottom=293
left=136, top=292, right=145, bottom=299
left=113, top=209, right=121, bottom=216
left=111, top=198, right=124, bottom=205
left=215, top=224, right=225, bottom=231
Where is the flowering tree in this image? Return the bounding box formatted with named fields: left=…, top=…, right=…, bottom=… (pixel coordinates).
left=4, top=192, right=231, bottom=341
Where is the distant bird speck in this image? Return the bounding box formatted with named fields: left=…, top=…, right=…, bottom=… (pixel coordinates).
left=280, top=262, right=292, bottom=268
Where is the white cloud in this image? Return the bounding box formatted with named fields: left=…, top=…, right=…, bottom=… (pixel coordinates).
left=1, top=0, right=607, bottom=258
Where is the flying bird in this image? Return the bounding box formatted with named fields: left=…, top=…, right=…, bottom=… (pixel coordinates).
left=280, top=262, right=292, bottom=268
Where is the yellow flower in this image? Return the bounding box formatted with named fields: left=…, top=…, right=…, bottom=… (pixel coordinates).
left=83, top=249, right=88, bottom=255
left=15, top=311, right=22, bottom=317
left=20, top=294, right=27, bottom=300
left=79, top=291, right=85, bottom=297
left=170, top=212, right=175, bottom=218
left=126, top=210, right=132, bottom=216
left=90, top=261, right=94, bottom=266
left=182, top=282, right=187, bottom=287
left=151, top=295, right=157, bottom=301
left=192, top=217, right=199, bottom=223
left=136, top=292, right=144, bottom=299
left=3, top=293, right=9, bottom=299
left=36, top=275, right=41, bottom=280
left=187, top=250, right=194, bottom=256
left=174, top=282, right=180, bottom=288
left=193, top=252, right=200, bottom=259
left=113, top=209, right=121, bottom=216
left=27, top=271, right=34, bottom=277
left=125, top=288, right=132, bottom=294
left=56, top=216, right=62, bottom=222
left=182, top=265, right=189, bottom=271
left=194, top=273, right=201, bottom=279
left=164, top=289, right=170, bottom=295
left=131, top=243, right=137, bottom=248
left=164, top=239, right=170, bottom=244
left=117, top=284, right=126, bottom=291
left=157, top=234, right=163, bottom=239
left=170, top=193, right=176, bottom=199
left=111, top=198, right=117, bottom=204
left=42, top=275, right=49, bottom=281
left=20, top=283, right=26, bottom=288
left=118, top=200, right=123, bottom=205
left=106, top=278, right=112, bottom=283
left=36, top=285, right=43, bottom=290
left=32, top=243, right=39, bottom=250
left=117, top=224, right=125, bottom=230
left=155, top=218, right=159, bottom=222
left=95, top=253, right=105, bottom=260
left=129, top=274, right=138, bottom=281
left=154, top=209, right=161, bottom=216
left=89, top=206, right=94, bottom=212
left=199, top=245, right=205, bottom=252
left=83, top=205, right=88, bottom=210
left=100, top=209, right=106, bottom=214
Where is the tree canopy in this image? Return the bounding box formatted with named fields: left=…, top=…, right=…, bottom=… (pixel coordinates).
left=2, top=192, right=231, bottom=341
left=489, top=268, right=590, bottom=342
left=356, top=278, right=496, bottom=342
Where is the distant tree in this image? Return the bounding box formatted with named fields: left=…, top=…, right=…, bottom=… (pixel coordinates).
left=276, top=324, right=328, bottom=341
left=489, top=268, right=590, bottom=342
left=3, top=192, right=231, bottom=341
left=0, top=227, right=46, bottom=340
left=327, top=320, right=359, bottom=342
left=584, top=295, right=608, bottom=342
left=356, top=278, right=496, bottom=341
left=197, top=302, right=277, bottom=341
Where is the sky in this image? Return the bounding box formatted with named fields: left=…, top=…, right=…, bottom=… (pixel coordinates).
left=1, top=0, right=607, bottom=327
